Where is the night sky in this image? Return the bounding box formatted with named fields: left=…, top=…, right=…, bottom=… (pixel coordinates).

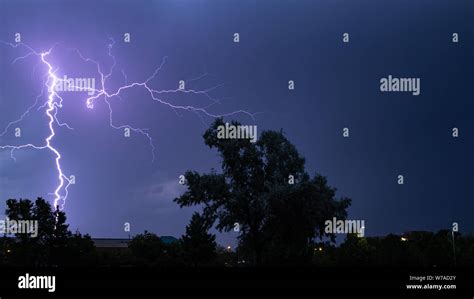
left=0, top=0, right=473, bottom=247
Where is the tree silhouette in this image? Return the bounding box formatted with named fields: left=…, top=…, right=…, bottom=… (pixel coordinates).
left=175, top=119, right=351, bottom=265
left=338, top=234, right=375, bottom=265
left=4, top=197, right=95, bottom=266
left=128, top=230, right=167, bottom=265
left=181, top=212, right=217, bottom=266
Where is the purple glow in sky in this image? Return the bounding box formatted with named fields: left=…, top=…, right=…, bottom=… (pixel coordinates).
left=1, top=0, right=473, bottom=248
left=0, top=39, right=256, bottom=211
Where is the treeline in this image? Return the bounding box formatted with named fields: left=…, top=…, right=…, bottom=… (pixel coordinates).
left=0, top=198, right=231, bottom=267
left=0, top=198, right=95, bottom=267
left=313, top=232, right=474, bottom=267
left=1, top=198, right=473, bottom=267
left=100, top=230, right=474, bottom=267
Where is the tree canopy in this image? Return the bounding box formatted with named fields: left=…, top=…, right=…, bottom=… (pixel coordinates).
left=175, top=118, right=351, bottom=264
left=3, top=197, right=95, bottom=266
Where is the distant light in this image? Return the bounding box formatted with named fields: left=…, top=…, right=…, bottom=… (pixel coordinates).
left=226, top=246, right=232, bottom=251
left=401, top=237, right=408, bottom=242
left=319, top=247, right=323, bottom=251
left=6, top=249, right=11, bottom=253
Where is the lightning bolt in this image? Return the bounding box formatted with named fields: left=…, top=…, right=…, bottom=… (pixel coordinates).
left=0, top=38, right=257, bottom=210
left=1, top=43, right=71, bottom=210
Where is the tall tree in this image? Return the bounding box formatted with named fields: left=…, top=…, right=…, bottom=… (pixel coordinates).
left=175, top=119, right=351, bottom=264
left=181, top=212, right=217, bottom=266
